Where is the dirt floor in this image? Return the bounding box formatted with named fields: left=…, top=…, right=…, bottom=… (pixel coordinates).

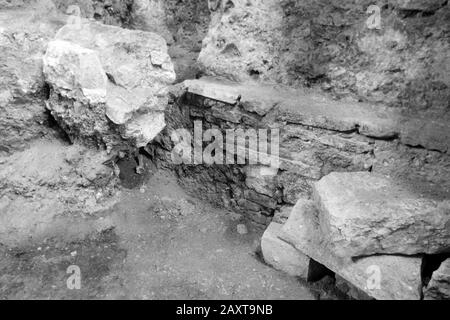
left=0, top=169, right=323, bottom=300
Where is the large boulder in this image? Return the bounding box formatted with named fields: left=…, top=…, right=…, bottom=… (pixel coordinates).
left=44, top=21, right=176, bottom=149
left=313, top=172, right=450, bottom=257
left=424, top=259, right=450, bottom=300
left=281, top=200, right=423, bottom=300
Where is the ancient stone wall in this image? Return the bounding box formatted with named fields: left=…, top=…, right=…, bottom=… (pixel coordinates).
left=149, top=78, right=450, bottom=227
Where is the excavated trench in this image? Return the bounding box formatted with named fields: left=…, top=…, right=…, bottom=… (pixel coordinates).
left=1, top=0, right=450, bottom=300
left=0, top=1, right=332, bottom=300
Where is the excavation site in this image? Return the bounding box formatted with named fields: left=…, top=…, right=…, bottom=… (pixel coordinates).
left=0, top=0, right=449, bottom=302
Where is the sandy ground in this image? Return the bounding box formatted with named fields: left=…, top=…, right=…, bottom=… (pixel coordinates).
left=0, top=170, right=318, bottom=300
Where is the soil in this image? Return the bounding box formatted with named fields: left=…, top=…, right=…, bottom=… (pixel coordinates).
left=0, top=170, right=319, bottom=300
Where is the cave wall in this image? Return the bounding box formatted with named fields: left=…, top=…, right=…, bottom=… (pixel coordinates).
left=199, top=0, right=450, bottom=115
left=53, top=0, right=211, bottom=82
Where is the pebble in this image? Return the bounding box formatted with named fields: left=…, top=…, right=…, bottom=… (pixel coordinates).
left=237, top=224, right=248, bottom=235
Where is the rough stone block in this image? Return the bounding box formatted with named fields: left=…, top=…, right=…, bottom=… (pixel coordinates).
left=280, top=200, right=423, bottom=300
left=43, top=40, right=107, bottom=104
left=44, top=21, right=176, bottom=148
left=313, top=172, right=450, bottom=257
left=261, top=222, right=310, bottom=278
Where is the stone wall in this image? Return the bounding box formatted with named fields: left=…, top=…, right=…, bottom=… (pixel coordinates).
left=149, top=78, right=450, bottom=227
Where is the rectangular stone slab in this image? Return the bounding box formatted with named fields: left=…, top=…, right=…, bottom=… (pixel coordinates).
left=280, top=200, right=423, bottom=300
left=313, top=172, right=450, bottom=257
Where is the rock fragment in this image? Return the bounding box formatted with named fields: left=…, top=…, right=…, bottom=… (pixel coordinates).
left=44, top=21, right=176, bottom=149
left=424, top=259, right=450, bottom=300
left=261, top=222, right=311, bottom=278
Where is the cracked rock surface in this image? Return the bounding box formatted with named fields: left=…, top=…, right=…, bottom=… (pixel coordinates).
left=44, top=21, right=175, bottom=149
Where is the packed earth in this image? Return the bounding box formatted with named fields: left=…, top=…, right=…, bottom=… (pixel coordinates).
left=0, top=0, right=449, bottom=300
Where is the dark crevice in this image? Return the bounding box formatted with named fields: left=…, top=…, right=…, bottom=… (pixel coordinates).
left=397, top=1, right=448, bottom=18
left=106, top=72, right=117, bottom=85
left=44, top=109, right=72, bottom=144
left=421, top=253, right=450, bottom=288
left=248, top=69, right=261, bottom=80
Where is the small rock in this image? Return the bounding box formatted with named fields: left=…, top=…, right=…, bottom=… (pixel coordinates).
left=228, top=212, right=243, bottom=222
left=94, top=216, right=115, bottom=233
left=424, top=259, right=450, bottom=300
left=237, top=224, right=248, bottom=235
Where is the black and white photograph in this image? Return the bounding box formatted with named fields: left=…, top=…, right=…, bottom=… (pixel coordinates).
left=0, top=0, right=449, bottom=304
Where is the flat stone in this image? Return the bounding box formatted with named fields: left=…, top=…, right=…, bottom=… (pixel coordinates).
left=401, top=118, right=450, bottom=153
left=185, top=77, right=241, bottom=105
left=261, top=222, right=310, bottom=278
left=313, top=172, right=450, bottom=257
left=280, top=200, right=423, bottom=300
left=123, top=112, right=166, bottom=148
left=424, top=259, right=450, bottom=300
left=244, top=189, right=278, bottom=210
